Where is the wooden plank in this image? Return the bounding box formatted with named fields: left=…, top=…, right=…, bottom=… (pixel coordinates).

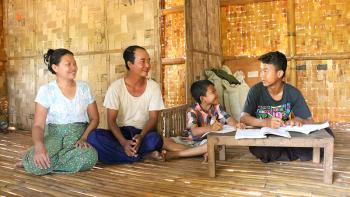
left=0, top=124, right=350, bottom=196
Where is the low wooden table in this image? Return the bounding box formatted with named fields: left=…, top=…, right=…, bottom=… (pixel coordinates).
left=207, top=129, right=334, bottom=184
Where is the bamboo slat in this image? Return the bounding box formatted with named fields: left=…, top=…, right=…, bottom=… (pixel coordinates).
left=1, top=122, right=350, bottom=196
left=157, top=104, right=189, bottom=137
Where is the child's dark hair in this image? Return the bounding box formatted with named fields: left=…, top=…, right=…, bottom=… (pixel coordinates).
left=43, top=48, right=74, bottom=74
left=258, top=51, right=287, bottom=77
left=190, top=80, right=214, bottom=104
left=123, top=45, right=146, bottom=70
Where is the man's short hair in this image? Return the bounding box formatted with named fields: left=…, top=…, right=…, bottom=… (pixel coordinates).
left=123, top=45, right=146, bottom=70
left=258, top=51, right=287, bottom=77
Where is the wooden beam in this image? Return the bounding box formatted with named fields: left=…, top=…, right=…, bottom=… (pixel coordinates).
left=223, top=52, right=350, bottom=62
left=161, top=6, right=184, bottom=15
left=161, top=58, right=185, bottom=65
left=192, top=49, right=221, bottom=57
left=294, top=53, right=350, bottom=60
left=220, top=0, right=276, bottom=6
left=287, top=0, right=297, bottom=86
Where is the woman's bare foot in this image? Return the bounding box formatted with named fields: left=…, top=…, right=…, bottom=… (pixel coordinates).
left=19, top=149, right=28, bottom=157
left=15, top=161, right=24, bottom=168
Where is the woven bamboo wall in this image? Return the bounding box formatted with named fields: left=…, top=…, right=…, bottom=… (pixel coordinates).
left=186, top=0, right=222, bottom=103
left=221, top=0, right=288, bottom=56
left=161, top=0, right=222, bottom=106
left=162, top=63, right=186, bottom=106
left=160, top=1, right=186, bottom=107
left=3, top=0, right=160, bottom=130
left=296, top=59, right=350, bottom=122
left=222, top=0, right=350, bottom=123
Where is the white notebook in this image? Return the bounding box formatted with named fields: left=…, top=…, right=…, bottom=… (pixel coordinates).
left=235, top=122, right=329, bottom=139
left=282, top=122, right=330, bottom=134
left=235, top=127, right=291, bottom=139
left=201, top=125, right=236, bottom=138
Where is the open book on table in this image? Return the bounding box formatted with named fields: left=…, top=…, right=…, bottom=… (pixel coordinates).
left=282, top=122, right=329, bottom=134
left=201, top=125, right=236, bottom=138
left=235, top=127, right=291, bottom=139
left=235, top=122, right=329, bottom=139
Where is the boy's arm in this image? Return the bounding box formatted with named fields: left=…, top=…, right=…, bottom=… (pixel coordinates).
left=226, top=117, right=238, bottom=126
left=191, top=125, right=216, bottom=137
left=240, top=112, right=267, bottom=127
left=226, top=117, right=246, bottom=129
left=286, top=116, right=314, bottom=127
left=240, top=112, right=284, bottom=129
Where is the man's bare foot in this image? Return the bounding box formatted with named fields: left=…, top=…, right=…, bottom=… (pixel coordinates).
left=15, top=161, right=24, bottom=168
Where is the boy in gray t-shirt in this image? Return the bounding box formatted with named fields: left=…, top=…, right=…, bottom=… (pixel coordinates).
left=240, top=51, right=315, bottom=163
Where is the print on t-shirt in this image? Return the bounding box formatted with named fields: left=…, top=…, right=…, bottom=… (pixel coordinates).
left=256, top=103, right=291, bottom=121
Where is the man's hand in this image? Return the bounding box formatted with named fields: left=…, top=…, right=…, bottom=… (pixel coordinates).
left=121, top=140, right=137, bottom=157
left=266, top=117, right=284, bottom=128
left=131, top=134, right=144, bottom=154
left=285, top=119, right=303, bottom=127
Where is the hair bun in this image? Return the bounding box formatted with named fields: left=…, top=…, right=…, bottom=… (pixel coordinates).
left=43, top=49, right=55, bottom=66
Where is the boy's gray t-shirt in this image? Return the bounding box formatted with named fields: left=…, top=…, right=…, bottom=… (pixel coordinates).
left=243, top=82, right=311, bottom=121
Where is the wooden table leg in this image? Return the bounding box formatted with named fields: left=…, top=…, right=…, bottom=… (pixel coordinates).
left=323, top=142, right=334, bottom=184
left=208, top=137, right=216, bottom=178
left=219, top=145, right=226, bottom=161
left=313, top=147, right=320, bottom=163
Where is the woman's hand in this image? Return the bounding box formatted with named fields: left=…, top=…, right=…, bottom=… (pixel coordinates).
left=75, top=138, right=92, bottom=149
left=33, top=143, right=51, bottom=169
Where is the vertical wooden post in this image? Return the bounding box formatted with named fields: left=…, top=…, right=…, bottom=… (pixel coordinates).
left=185, top=0, right=193, bottom=104
left=208, top=135, right=216, bottom=177
left=324, top=142, right=334, bottom=184
left=313, top=147, right=320, bottom=163
left=287, top=0, right=296, bottom=86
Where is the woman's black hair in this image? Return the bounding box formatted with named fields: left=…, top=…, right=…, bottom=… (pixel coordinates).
left=123, top=45, right=146, bottom=70
left=43, top=48, right=74, bottom=74
left=190, top=80, right=214, bottom=104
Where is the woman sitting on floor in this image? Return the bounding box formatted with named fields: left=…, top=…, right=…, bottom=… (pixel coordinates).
left=17, top=48, right=99, bottom=175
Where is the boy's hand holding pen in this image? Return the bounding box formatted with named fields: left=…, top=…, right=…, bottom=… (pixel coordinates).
left=267, top=117, right=285, bottom=128
left=209, top=115, right=223, bottom=131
